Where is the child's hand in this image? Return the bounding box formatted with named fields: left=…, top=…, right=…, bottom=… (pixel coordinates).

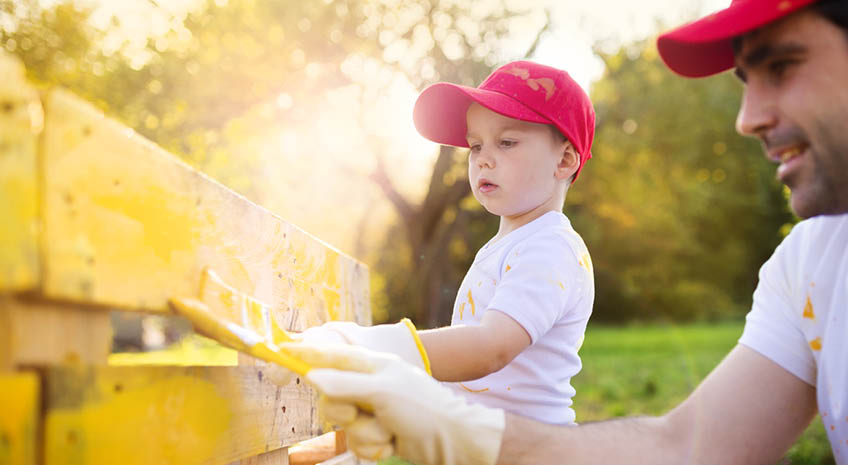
left=266, top=319, right=431, bottom=386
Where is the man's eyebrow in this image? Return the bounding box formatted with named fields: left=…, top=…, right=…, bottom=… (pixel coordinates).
left=738, top=42, right=808, bottom=69
left=733, top=41, right=807, bottom=83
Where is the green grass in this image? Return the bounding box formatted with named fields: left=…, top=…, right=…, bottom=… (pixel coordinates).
left=573, top=321, right=834, bottom=465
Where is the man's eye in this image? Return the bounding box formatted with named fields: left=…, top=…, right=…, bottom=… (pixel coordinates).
left=769, top=59, right=796, bottom=78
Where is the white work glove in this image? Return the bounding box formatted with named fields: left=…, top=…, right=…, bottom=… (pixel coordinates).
left=265, top=319, right=431, bottom=386
left=299, top=319, right=432, bottom=373
left=282, top=343, right=505, bottom=465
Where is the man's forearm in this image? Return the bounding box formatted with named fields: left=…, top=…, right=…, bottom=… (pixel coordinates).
left=496, top=346, right=818, bottom=465
left=497, top=413, right=683, bottom=465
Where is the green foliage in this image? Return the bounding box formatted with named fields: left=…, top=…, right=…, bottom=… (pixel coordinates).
left=569, top=41, right=795, bottom=322
left=574, top=322, right=833, bottom=464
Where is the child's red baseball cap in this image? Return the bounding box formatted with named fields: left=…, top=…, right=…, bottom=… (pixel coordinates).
left=413, top=61, right=596, bottom=181
left=657, top=0, right=820, bottom=78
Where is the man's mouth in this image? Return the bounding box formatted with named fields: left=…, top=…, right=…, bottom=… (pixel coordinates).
left=775, top=143, right=807, bottom=164
left=769, top=142, right=809, bottom=182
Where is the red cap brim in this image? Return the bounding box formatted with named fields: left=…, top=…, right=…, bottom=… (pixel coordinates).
left=413, top=82, right=551, bottom=147
left=658, top=0, right=818, bottom=77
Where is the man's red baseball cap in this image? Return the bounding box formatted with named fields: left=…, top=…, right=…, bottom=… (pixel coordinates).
left=658, top=0, right=820, bottom=78
left=413, top=60, right=596, bottom=181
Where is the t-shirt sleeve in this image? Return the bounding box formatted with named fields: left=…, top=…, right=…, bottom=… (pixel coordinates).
left=486, top=236, right=589, bottom=343
left=738, top=227, right=817, bottom=386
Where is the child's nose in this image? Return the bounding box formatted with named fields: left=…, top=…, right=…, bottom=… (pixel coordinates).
left=475, top=149, right=495, bottom=169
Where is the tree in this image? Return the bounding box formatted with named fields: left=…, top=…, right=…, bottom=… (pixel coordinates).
left=1, top=0, right=547, bottom=328
left=569, top=39, right=795, bottom=322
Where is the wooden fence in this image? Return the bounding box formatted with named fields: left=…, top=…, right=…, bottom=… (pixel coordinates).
left=0, top=51, right=371, bottom=465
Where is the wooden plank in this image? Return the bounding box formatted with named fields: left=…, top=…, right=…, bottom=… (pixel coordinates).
left=0, top=371, right=40, bottom=465
left=43, top=365, right=320, bottom=465
left=289, top=432, right=339, bottom=465
left=39, top=88, right=370, bottom=328
left=0, top=51, right=42, bottom=292
left=316, top=452, right=363, bottom=465
left=0, top=297, right=111, bottom=368
left=228, top=447, right=289, bottom=465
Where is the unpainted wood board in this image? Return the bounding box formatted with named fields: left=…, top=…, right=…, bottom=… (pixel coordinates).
left=0, top=298, right=111, bottom=368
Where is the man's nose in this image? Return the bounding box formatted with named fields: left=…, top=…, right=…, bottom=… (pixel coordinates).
left=736, top=83, right=778, bottom=137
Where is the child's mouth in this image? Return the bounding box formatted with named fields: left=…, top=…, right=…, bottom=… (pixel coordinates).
left=478, top=181, right=498, bottom=193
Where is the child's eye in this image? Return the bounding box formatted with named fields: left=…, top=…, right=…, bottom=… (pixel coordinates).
left=469, top=143, right=481, bottom=153
left=500, top=139, right=517, bottom=148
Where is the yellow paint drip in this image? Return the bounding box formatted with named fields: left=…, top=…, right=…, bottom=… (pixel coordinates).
left=505, top=264, right=511, bottom=272
left=45, top=375, right=231, bottom=465
left=468, top=289, right=476, bottom=316
left=458, top=302, right=465, bottom=320
left=809, top=337, right=822, bottom=351
left=802, top=296, right=815, bottom=319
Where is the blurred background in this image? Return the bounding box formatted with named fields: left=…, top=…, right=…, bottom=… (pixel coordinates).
left=2, top=0, right=830, bottom=462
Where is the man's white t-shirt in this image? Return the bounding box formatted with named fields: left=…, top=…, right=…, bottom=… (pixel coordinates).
left=739, top=214, right=848, bottom=462
left=444, top=211, right=594, bottom=425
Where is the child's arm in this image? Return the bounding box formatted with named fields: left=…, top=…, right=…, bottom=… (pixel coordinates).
left=419, top=310, right=530, bottom=382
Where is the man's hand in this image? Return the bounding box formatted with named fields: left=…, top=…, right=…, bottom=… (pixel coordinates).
left=283, top=343, right=506, bottom=465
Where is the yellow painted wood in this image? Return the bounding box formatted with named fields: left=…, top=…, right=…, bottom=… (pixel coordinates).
left=0, top=298, right=111, bottom=368
left=0, top=372, right=40, bottom=465
left=43, top=365, right=319, bottom=465
left=0, top=52, right=43, bottom=292
left=39, top=88, right=369, bottom=328
left=170, top=297, right=311, bottom=376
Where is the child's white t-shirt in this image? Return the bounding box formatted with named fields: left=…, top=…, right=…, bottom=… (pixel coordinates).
left=444, top=211, right=594, bottom=425
left=739, top=214, right=848, bottom=461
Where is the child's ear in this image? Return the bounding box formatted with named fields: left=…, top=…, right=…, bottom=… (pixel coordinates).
left=554, top=141, right=580, bottom=181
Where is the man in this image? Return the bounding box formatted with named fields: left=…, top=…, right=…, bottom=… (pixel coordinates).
left=284, top=0, right=848, bottom=463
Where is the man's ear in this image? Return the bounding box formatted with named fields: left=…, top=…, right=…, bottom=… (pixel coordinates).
left=554, top=141, right=580, bottom=181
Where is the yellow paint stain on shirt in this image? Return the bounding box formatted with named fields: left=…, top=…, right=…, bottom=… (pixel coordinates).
left=458, top=302, right=466, bottom=320
left=802, top=296, right=815, bottom=319
left=809, top=337, right=822, bottom=351
left=459, top=383, right=489, bottom=393
left=578, top=253, right=593, bottom=273
left=468, top=289, right=476, bottom=316
left=558, top=282, right=565, bottom=290
left=505, top=264, right=511, bottom=272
